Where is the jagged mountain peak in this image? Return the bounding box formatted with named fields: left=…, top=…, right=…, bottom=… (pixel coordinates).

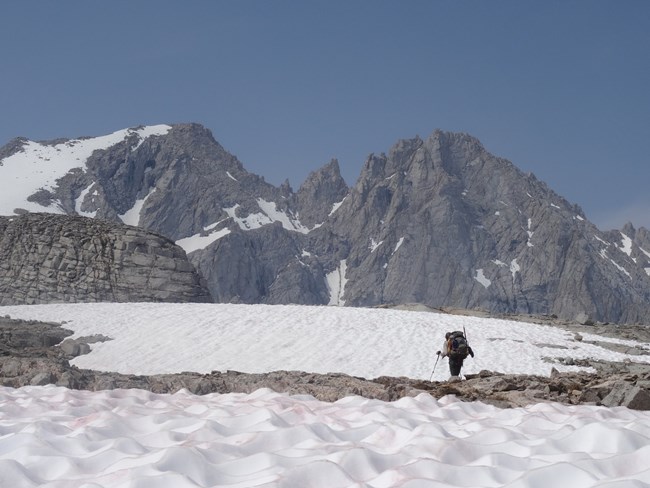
left=323, top=129, right=650, bottom=323
left=321, top=157, right=341, bottom=172
left=425, top=128, right=485, bottom=149
left=300, top=158, right=344, bottom=185
left=367, top=130, right=495, bottom=185
left=295, top=158, right=349, bottom=228
left=622, top=222, right=637, bottom=238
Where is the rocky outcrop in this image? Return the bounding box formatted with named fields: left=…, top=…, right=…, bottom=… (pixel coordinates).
left=0, top=213, right=212, bottom=304
left=0, top=317, right=72, bottom=351
left=2, top=316, right=650, bottom=409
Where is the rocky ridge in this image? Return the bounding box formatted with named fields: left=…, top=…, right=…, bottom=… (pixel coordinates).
left=327, top=131, right=650, bottom=323
left=2, top=316, right=649, bottom=410
left=2, top=124, right=650, bottom=323
left=0, top=213, right=211, bottom=305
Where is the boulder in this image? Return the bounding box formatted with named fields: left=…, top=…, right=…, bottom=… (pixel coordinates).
left=622, top=386, right=650, bottom=410
left=30, top=372, right=54, bottom=386
left=575, top=312, right=594, bottom=326
left=60, top=339, right=91, bottom=357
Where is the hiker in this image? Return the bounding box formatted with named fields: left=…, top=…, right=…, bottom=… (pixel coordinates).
left=437, top=331, right=474, bottom=378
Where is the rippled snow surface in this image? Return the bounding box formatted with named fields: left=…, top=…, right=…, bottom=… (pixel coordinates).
left=3, top=303, right=650, bottom=381
left=2, top=386, right=650, bottom=488
left=2, top=303, right=650, bottom=487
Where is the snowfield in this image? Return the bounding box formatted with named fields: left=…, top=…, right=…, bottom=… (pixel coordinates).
left=2, top=303, right=650, bottom=487
left=3, top=303, right=649, bottom=379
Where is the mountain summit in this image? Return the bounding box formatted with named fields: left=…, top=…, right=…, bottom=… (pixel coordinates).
left=1, top=123, right=649, bottom=323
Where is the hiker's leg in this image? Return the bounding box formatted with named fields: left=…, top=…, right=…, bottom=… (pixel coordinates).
left=449, top=357, right=462, bottom=376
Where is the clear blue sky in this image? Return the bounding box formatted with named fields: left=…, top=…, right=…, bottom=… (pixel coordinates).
left=2, top=1, right=649, bottom=230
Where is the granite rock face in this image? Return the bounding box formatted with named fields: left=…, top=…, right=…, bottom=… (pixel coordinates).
left=0, top=213, right=211, bottom=305
left=188, top=223, right=330, bottom=305
left=325, top=131, right=650, bottom=323
left=2, top=124, right=650, bottom=323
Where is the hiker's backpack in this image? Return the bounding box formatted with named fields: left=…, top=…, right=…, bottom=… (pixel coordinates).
left=448, top=331, right=469, bottom=358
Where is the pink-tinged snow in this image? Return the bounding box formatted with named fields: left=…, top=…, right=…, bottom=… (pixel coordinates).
left=2, top=385, right=650, bottom=487
left=0, top=125, right=170, bottom=216
left=2, top=303, right=650, bottom=487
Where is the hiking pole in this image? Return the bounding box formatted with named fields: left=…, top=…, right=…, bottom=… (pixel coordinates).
left=429, top=353, right=440, bottom=381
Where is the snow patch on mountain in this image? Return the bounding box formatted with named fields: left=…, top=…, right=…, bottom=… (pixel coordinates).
left=223, top=199, right=309, bottom=233
left=619, top=232, right=633, bottom=256
left=176, top=228, right=232, bottom=254
left=74, top=183, right=98, bottom=218
left=130, top=125, right=172, bottom=151
left=203, top=219, right=227, bottom=231
left=329, top=197, right=346, bottom=216
left=510, top=259, right=520, bottom=282
left=475, top=269, right=491, bottom=288
left=369, top=238, right=383, bottom=252
left=326, top=260, right=348, bottom=306
left=256, top=198, right=308, bottom=233
left=119, top=188, right=156, bottom=226
left=0, top=125, right=170, bottom=216
left=599, top=249, right=632, bottom=279
left=393, top=237, right=405, bottom=255
left=526, top=218, right=534, bottom=247
left=176, top=218, right=233, bottom=253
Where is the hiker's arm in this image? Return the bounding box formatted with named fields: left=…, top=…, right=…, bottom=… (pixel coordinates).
left=468, top=346, right=474, bottom=358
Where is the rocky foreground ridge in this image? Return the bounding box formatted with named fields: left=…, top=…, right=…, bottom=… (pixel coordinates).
left=2, top=316, right=649, bottom=410
left=0, top=213, right=212, bottom=305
